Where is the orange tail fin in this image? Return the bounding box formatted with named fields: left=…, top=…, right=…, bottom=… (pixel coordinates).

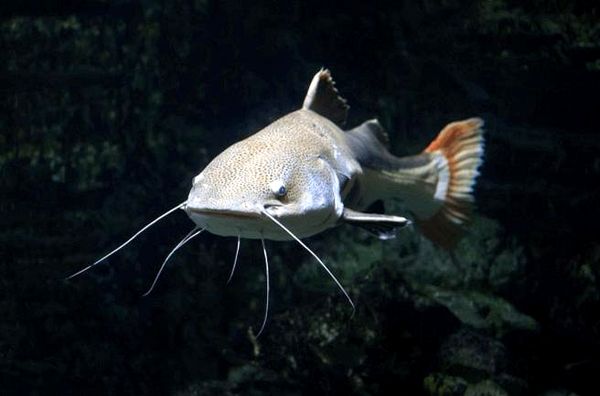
left=417, top=118, right=485, bottom=249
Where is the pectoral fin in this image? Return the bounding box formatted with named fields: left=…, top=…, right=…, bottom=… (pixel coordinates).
left=341, top=208, right=410, bottom=240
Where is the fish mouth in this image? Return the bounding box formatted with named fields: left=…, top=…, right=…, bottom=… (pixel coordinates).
left=185, top=207, right=260, bottom=219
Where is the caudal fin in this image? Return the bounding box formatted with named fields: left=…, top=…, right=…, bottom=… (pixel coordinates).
left=417, top=118, right=485, bottom=249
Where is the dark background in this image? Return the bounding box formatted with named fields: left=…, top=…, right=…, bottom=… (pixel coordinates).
left=1, top=1, right=599, bottom=395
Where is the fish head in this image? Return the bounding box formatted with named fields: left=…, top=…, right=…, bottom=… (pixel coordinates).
left=184, top=139, right=344, bottom=240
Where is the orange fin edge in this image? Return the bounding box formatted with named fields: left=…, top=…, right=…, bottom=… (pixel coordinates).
left=417, top=118, right=485, bottom=249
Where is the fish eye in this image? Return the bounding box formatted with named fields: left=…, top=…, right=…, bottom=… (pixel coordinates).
left=269, top=179, right=287, bottom=198
left=276, top=185, right=287, bottom=197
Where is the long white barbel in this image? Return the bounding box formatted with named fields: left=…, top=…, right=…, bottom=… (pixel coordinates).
left=256, top=238, right=270, bottom=337
left=261, top=209, right=355, bottom=313
left=142, top=226, right=204, bottom=296
left=66, top=201, right=187, bottom=280
left=226, top=236, right=241, bottom=284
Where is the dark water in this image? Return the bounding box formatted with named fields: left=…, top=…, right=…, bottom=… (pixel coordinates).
left=1, top=1, right=599, bottom=395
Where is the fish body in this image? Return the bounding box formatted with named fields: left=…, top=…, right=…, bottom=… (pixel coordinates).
left=70, top=69, right=484, bottom=329
left=185, top=69, right=484, bottom=248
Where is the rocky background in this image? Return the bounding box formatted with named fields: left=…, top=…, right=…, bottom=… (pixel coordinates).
left=1, top=0, right=599, bottom=395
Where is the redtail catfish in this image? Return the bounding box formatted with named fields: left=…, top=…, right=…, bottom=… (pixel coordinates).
left=69, top=69, right=484, bottom=335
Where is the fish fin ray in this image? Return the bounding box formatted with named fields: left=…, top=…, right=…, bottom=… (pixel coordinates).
left=302, top=68, right=349, bottom=126
left=417, top=118, right=485, bottom=249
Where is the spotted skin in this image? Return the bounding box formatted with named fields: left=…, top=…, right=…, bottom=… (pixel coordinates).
left=186, top=109, right=360, bottom=240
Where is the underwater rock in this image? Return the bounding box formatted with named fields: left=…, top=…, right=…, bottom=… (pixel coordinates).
left=439, top=328, right=507, bottom=380
left=176, top=381, right=235, bottom=396
left=423, top=373, right=520, bottom=396
left=418, top=285, right=538, bottom=337
left=398, top=216, right=533, bottom=337
left=404, top=216, right=527, bottom=293
left=423, top=373, right=469, bottom=396
left=540, top=390, right=581, bottom=396
left=464, top=379, right=509, bottom=396
left=226, top=363, right=279, bottom=387
left=430, top=328, right=529, bottom=396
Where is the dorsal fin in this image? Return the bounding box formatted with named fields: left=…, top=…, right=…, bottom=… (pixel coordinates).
left=348, top=119, right=390, bottom=147
left=345, top=118, right=403, bottom=170
left=302, top=69, right=349, bottom=126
